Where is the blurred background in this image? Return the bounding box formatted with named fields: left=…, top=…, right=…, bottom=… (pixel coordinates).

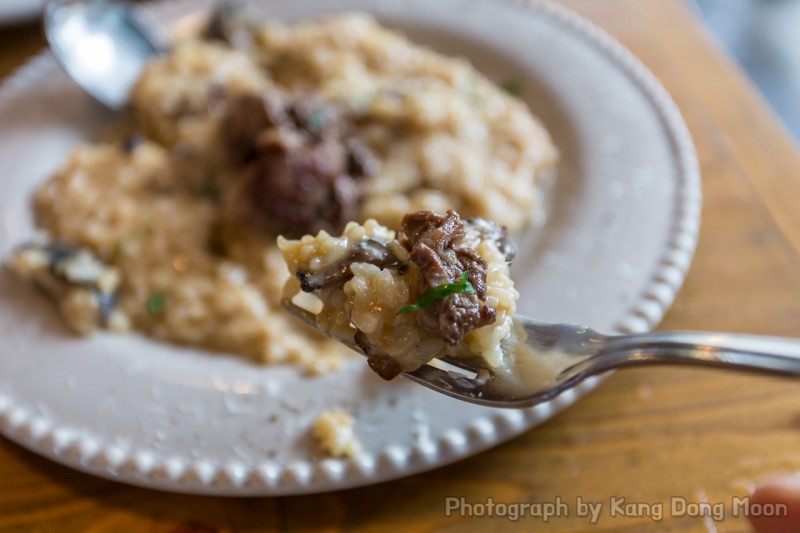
left=1, top=0, right=799, bottom=142
left=692, top=0, right=800, bottom=142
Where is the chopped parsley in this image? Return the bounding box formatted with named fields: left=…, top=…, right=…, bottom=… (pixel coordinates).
left=306, top=107, right=328, bottom=135
left=499, top=78, right=524, bottom=97
left=351, top=90, right=376, bottom=111
left=146, top=291, right=167, bottom=317
left=397, top=271, right=476, bottom=315
left=462, top=74, right=484, bottom=106
left=193, top=182, right=221, bottom=200
left=114, top=224, right=153, bottom=256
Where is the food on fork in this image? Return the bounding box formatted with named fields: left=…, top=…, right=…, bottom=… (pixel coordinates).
left=279, top=210, right=519, bottom=379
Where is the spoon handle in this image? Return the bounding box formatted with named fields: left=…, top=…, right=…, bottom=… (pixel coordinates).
left=590, top=331, right=800, bottom=377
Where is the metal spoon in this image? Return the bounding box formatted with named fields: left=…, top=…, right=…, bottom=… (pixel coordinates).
left=43, top=0, right=169, bottom=110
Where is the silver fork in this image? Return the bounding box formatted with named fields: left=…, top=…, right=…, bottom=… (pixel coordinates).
left=282, top=300, right=800, bottom=408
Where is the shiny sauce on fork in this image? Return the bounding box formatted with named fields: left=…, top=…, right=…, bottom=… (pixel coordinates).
left=485, top=322, right=576, bottom=398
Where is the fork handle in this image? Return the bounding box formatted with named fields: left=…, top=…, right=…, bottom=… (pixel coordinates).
left=593, top=331, right=800, bottom=376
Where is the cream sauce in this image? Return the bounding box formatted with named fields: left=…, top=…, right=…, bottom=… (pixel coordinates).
left=486, top=322, right=587, bottom=398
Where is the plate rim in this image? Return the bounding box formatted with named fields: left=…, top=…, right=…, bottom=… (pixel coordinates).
left=0, top=0, right=700, bottom=496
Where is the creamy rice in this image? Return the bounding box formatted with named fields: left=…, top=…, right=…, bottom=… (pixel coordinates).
left=9, top=13, right=556, bottom=373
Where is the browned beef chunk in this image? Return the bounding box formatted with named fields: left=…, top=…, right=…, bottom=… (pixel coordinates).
left=229, top=133, right=358, bottom=237
left=220, top=93, right=272, bottom=163
left=221, top=92, right=378, bottom=238
left=398, top=209, right=466, bottom=289
left=355, top=331, right=405, bottom=380
left=427, top=292, right=496, bottom=346
left=399, top=210, right=515, bottom=346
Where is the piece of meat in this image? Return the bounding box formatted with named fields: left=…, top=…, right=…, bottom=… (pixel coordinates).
left=399, top=210, right=465, bottom=287
left=221, top=91, right=378, bottom=238
left=220, top=92, right=273, bottom=163
left=230, top=136, right=357, bottom=237
left=355, top=331, right=405, bottom=380
left=398, top=210, right=513, bottom=346
left=425, top=292, right=496, bottom=346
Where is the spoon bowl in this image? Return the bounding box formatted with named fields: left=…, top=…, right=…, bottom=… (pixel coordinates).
left=44, top=0, right=169, bottom=110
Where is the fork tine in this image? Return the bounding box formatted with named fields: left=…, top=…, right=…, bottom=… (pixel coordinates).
left=404, top=363, right=566, bottom=408
left=403, top=364, right=494, bottom=404
left=435, top=355, right=486, bottom=374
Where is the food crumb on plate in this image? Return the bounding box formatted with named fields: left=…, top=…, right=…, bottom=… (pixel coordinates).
left=312, top=409, right=362, bottom=458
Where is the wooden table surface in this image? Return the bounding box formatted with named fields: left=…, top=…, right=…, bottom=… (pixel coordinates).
left=2, top=0, right=800, bottom=531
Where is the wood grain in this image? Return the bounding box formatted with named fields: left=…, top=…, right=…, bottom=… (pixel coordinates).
left=2, top=0, right=800, bottom=531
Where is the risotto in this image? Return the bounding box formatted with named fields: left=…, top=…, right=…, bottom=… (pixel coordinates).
left=279, top=210, right=519, bottom=378
left=7, top=13, right=556, bottom=373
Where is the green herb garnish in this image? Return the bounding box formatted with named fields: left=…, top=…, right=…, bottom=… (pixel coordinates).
left=462, top=74, right=484, bottom=106
left=146, top=291, right=167, bottom=317
left=306, top=107, right=328, bottom=134
left=500, top=78, right=524, bottom=96
left=193, top=182, right=221, bottom=200
left=397, top=271, right=476, bottom=315
left=352, top=90, right=376, bottom=111
left=114, top=224, right=153, bottom=256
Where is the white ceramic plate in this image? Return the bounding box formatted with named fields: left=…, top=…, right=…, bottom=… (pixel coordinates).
left=0, top=0, right=700, bottom=495
left=0, top=0, right=42, bottom=26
